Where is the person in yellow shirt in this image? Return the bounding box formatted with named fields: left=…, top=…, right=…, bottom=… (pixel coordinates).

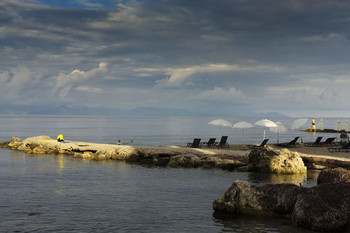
left=311, top=118, right=316, bottom=131
left=57, top=134, right=64, bottom=142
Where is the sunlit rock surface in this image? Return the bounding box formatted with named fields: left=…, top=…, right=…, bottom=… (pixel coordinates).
left=247, top=148, right=306, bottom=174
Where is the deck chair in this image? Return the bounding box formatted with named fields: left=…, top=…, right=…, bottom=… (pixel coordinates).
left=215, top=136, right=229, bottom=148
left=187, top=138, right=201, bottom=148
left=328, top=141, right=350, bottom=152
left=306, top=136, right=323, bottom=147
left=278, top=137, right=299, bottom=147
left=249, top=139, right=269, bottom=149
left=202, top=138, right=216, bottom=147
left=321, top=137, right=336, bottom=146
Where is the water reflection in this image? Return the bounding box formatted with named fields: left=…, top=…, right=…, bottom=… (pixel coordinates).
left=213, top=214, right=307, bottom=233
left=248, top=172, right=307, bottom=186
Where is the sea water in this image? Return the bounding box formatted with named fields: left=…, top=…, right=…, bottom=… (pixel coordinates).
left=0, top=115, right=347, bottom=232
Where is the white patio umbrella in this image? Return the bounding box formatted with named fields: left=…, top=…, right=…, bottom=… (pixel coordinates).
left=208, top=119, right=233, bottom=137
left=254, top=119, right=277, bottom=140
left=291, top=118, right=309, bottom=130
left=291, top=118, right=308, bottom=143
left=335, top=120, right=342, bottom=132
left=345, top=120, right=349, bottom=132
left=233, top=121, right=254, bottom=148
left=317, top=119, right=324, bottom=131
left=269, top=121, right=287, bottom=144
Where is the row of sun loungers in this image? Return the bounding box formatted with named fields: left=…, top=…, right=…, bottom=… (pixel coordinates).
left=187, top=136, right=229, bottom=148
left=187, top=136, right=350, bottom=152
left=305, top=137, right=336, bottom=147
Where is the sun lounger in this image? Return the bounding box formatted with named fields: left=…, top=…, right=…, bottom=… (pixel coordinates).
left=328, top=142, right=350, bottom=152
left=201, top=138, right=216, bottom=147
left=249, top=139, right=269, bottom=149
left=277, top=137, right=299, bottom=147
left=215, top=136, right=229, bottom=148
left=305, top=137, right=323, bottom=147
left=187, top=138, right=201, bottom=148
left=320, top=137, right=336, bottom=146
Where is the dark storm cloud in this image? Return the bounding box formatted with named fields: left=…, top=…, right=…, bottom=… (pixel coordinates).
left=1, top=0, right=350, bottom=116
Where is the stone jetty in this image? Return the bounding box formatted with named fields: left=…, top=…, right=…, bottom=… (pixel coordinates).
left=4, top=136, right=249, bottom=170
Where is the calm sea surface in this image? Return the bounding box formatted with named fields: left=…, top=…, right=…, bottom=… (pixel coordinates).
left=0, top=115, right=348, bottom=232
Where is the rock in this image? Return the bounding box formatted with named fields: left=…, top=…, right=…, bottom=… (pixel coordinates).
left=8, top=137, right=23, bottom=149
left=213, top=180, right=304, bottom=217
left=214, top=180, right=350, bottom=232
left=317, top=167, right=350, bottom=184
left=292, top=183, right=350, bottom=232
left=0, top=141, right=10, bottom=148
left=247, top=148, right=306, bottom=174
left=168, top=154, right=201, bottom=168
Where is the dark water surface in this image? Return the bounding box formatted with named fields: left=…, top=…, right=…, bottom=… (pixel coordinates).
left=0, top=149, right=319, bottom=233
left=0, top=116, right=346, bottom=232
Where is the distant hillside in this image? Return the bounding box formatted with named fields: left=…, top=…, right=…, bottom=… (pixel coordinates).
left=254, top=112, right=289, bottom=118
left=0, top=104, right=289, bottom=118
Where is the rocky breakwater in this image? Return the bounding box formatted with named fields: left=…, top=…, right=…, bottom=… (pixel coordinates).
left=213, top=167, right=350, bottom=232
left=6, top=136, right=248, bottom=170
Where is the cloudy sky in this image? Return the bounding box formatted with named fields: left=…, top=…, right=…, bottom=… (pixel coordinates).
left=1, top=0, right=350, bottom=117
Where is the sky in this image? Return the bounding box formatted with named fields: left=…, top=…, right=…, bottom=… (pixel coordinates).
left=1, top=0, right=350, bottom=117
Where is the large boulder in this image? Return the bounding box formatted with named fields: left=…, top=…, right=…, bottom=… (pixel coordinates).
left=214, top=180, right=350, bottom=232
left=292, top=182, right=350, bottom=232
left=317, top=167, right=350, bottom=184
left=247, top=148, right=306, bottom=174
left=213, top=180, right=303, bottom=217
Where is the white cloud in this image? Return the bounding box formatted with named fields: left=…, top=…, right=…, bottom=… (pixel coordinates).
left=154, top=63, right=284, bottom=87
left=55, top=62, right=108, bottom=98
left=300, top=33, right=342, bottom=42
left=195, top=87, right=248, bottom=103
left=0, top=65, right=39, bottom=102
left=75, top=85, right=104, bottom=93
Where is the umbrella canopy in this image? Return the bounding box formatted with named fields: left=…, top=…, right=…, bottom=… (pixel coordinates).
left=317, top=119, right=325, bottom=131
left=270, top=121, right=287, bottom=143
left=255, top=119, right=278, bottom=128
left=233, top=121, right=254, bottom=147
left=208, top=119, right=232, bottom=136
left=335, top=120, right=341, bottom=132
left=208, top=119, right=233, bottom=127
left=291, top=118, right=308, bottom=130
left=233, top=121, right=254, bottom=129
left=254, top=119, right=277, bottom=140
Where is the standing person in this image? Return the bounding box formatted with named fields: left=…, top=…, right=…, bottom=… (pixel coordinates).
left=117, top=140, right=121, bottom=145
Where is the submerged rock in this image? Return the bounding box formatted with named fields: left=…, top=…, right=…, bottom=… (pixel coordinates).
left=317, top=167, right=350, bottom=184
left=247, top=148, right=306, bottom=174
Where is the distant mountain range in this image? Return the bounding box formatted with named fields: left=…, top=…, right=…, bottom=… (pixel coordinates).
left=0, top=104, right=289, bottom=118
